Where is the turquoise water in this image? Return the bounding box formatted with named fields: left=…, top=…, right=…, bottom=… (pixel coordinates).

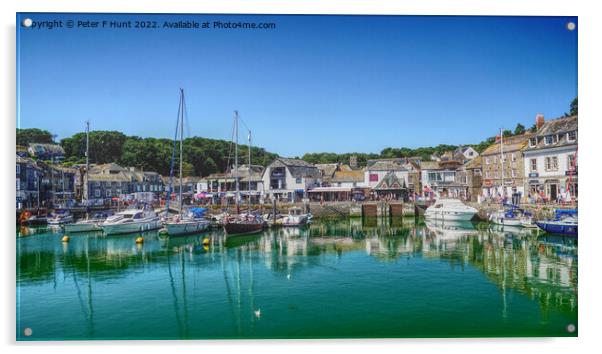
left=16, top=218, right=577, bottom=340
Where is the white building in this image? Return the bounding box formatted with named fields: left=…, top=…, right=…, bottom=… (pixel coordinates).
left=262, top=158, right=321, bottom=202
left=522, top=115, right=578, bottom=202
left=364, top=158, right=420, bottom=200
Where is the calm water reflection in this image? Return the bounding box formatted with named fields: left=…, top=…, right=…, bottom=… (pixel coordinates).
left=16, top=218, right=577, bottom=340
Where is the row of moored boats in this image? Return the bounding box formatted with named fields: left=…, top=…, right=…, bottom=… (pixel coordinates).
left=423, top=198, right=577, bottom=236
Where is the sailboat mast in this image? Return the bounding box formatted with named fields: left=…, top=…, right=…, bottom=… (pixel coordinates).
left=234, top=111, right=240, bottom=210
left=179, top=89, right=184, bottom=215
left=84, top=120, right=90, bottom=203
left=500, top=128, right=504, bottom=197
left=248, top=130, right=252, bottom=210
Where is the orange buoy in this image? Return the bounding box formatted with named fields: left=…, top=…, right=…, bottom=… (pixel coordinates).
left=62, top=235, right=70, bottom=243
left=135, top=237, right=144, bottom=244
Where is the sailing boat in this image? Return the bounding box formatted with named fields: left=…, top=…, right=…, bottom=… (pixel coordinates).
left=65, top=121, right=108, bottom=233
left=488, top=129, right=534, bottom=228
left=165, top=89, right=211, bottom=236
left=223, top=111, right=264, bottom=237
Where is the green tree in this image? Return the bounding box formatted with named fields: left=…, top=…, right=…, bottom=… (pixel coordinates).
left=16, top=128, right=54, bottom=146
left=60, top=130, right=127, bottom=164
left=514, top=123, right=526, bottom=135
left=569, top=97, right=578, bottom=116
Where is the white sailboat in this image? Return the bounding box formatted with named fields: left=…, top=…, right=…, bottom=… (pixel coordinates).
left=164, top=89, right=211, bottom=236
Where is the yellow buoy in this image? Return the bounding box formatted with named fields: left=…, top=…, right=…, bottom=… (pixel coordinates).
left=135, top=237, right=144, bottom=244
left=62, top=235, right=70, bottom=243
left=202, top=237, right=210, bottom=246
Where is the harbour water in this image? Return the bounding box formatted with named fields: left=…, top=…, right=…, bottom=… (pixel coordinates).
left=16, top=218, right=577, bottom=340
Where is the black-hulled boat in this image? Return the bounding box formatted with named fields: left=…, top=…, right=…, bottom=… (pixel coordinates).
left=223, top=111, right=265, bottom=237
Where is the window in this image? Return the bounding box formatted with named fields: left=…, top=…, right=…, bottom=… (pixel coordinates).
left=106, top=190, right=112, bottom=197
left=567, top=131, right=577, bottom=142
left=95, top=190, right=100, bottom=197
left=485, top=158, right=490, bottom=165
left=95, top=181, right=100, bottom=187
left=485, top=171, right=490, bottom=178
left=511, top=169, right=517, bottom=178
left=568, top=154, right=577, bottom=170
left=494, top=171, right=498, bottom=179
left=545, top=156, right=559, bottom=171
left=511, top=153, right=516, bottom=162
left=295, top=177, right=302, bottom=184
left=369, top=173, right=378, bottom=182
left=529, top=137, right=537, bottom=147
left=493, top=156, right=497, bottom=164
left=16, top=165, right=20, bottom=174
left=530, top=158, right=537, bottom=172
left=545, top=136, right=552, bottom=145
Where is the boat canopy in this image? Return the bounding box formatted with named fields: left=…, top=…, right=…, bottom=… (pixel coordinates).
left=189, top=208, right=208, bottom=218
left=555, top=209, right=577, bottom=219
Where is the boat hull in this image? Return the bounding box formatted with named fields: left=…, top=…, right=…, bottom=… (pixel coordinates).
left=424, top=211, right=476, bottom=221
left=64, top=222, right=101, bottom=233
left=48, top=216, right=74, bottom=226
left=102, top=219, right=161, bottom=235
left=165, top=220, right=210, bottom=236
left=224, top=222, right=264, bottom=236
left=535, top=221, right=578, bottom=236
left=21, top=217, right=48, bottom=226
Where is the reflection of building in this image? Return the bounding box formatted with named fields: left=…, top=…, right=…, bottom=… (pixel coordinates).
left=522, top=114, right=578, bottom=202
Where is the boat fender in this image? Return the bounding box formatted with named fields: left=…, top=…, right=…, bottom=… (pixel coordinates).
left=202, top=237, right=210, bottom=246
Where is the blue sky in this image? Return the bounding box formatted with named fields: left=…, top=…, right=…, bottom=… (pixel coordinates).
left=17, top=14, right=577, bottom=157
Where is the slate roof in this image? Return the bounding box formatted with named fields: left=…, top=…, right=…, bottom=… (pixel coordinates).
left=524, top=115, right=578, bottom=151
left=373, top=171, right=406, bottom=190
left=366, top=158, right=418, bottom=171
left=420, top=161, right=441, bottom=170
left=27, top=143, right=65, bottom=155
left=315, top=163, right=339, bottom=180
left=481, top=133, right=531, bottom=155
left=465, top=155, right=483, bottom=170
left=268, top=158, right=321, bottom=178
left=332, top=170, right=364, bottom=183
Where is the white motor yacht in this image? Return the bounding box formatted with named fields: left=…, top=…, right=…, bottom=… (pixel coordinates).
left=101, top=208, right=160, bottom=235
left=424, top=198, right=478, bottom=221
left=64, top=211, right=113, bottom=233
left=281, top=207, right=309, bottom=226
left=47, top=210, right=74, bottom=226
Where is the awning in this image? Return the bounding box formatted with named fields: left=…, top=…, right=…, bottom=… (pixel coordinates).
left=308, top=187, right=353, bottom=193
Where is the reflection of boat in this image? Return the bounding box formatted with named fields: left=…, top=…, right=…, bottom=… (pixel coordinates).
left=425, top=219, right=479, bottom=238
left=47, top=210, right=74, bottom=225
left=64, top=211, right=113, bottom=233
left=101, top=207, right=160, bottom=235
left=424, top=198, right=478, bottom=221
left=489, top=204, right=534, bottom=227
left=536, top=209, right=578, bottom=236
left=281, top=207, right=309, bottom=226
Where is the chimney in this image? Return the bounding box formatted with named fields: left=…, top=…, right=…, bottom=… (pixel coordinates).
left=536, top=113, right=545, bottom=129
left=349, top=155, right=358, bottom=169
